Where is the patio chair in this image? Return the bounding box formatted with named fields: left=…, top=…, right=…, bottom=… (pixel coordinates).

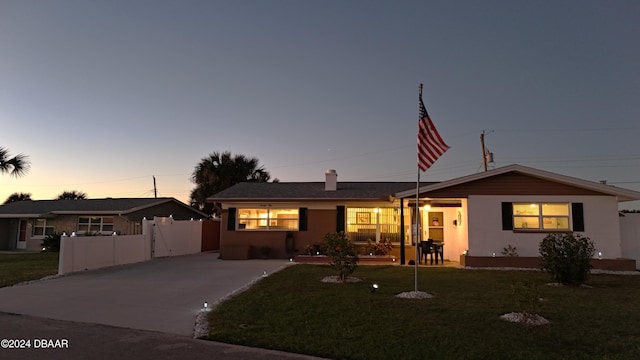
left=420, top=239, right=435, bottom=265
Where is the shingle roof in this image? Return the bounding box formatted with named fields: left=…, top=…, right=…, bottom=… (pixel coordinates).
left=394, top=164, right=640, bottom=202
left=208, top=182, right=426, bottom=201
left=0, top=198, right=204, bottom=217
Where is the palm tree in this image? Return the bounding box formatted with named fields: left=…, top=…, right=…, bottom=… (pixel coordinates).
left=3, top=192, right=32, bottom=204
left=190, top=151, right=277, bottom=214
left=0, top=146, right=30, bottom=177
left=56, top=190, right=88, bottom=200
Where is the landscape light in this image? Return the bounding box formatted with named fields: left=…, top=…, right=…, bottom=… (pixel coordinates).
left=598, top=252, right=603, bottom=260
left=203, top=301, right=208, bottom=310
left=369, top=284, right=379, bottom=293
left=262, top=271, right=268, bottom=277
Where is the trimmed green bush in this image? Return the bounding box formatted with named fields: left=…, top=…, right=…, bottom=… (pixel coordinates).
left=322, top=232, right=358, bottom=282
left=539, top=233, right=595, bottom=285
left=41, top=232, right=61, bottom=252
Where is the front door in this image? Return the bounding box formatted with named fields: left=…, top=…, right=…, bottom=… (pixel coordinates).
left=17, top=220, right=27, bottom=250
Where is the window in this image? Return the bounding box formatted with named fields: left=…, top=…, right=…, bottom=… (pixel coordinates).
left=512, top=203, right=570, bottom=230
left=78, top=216, right=114, bottom=234
left=237, top=208, right=298, bottom=230
left=346, top=207, right=401, bottom=243
left=33, top=219, right=55, bottom=237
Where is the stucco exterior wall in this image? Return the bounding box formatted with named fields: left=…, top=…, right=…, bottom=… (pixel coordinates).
left=219, top=208, right=336, bottom=259
left=467, top=195, right=622, bottom=258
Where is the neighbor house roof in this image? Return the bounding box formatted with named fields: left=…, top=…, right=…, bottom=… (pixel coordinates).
left=0, top=198, right=208, bottom=218
left=208, top=182, right=422, bottom=202
left=394, top=164, right=640, bottom=202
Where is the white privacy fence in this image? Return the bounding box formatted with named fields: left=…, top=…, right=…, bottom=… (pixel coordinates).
left=58, top=217, right=203, bottom=275
left=620, top=213, right=640, bottom=270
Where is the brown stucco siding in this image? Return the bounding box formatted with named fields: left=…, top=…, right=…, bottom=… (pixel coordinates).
left=219, top=208, right=337, bottom=259
left=424, top=172, right=604, bottom=198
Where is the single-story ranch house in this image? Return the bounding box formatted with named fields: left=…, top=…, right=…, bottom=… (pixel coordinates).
left=0, top=197, right=209, bottom=251
left=209, top=165, right=640, bottom=270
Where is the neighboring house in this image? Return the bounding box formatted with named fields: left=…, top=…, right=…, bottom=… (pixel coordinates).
left=0, top=198, right=209, bottom=251
left=210, top=166, right=640, bottom=269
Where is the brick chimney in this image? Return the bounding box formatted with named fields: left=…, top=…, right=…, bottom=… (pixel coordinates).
left=325, top=169, right=337, bottom=191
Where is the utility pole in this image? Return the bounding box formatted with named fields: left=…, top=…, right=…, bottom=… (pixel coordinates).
left=153, top=176, right=157, bottom=198
left=481, top=131, right=488, bottom=172
left=480, top=130, right=494, bottom=172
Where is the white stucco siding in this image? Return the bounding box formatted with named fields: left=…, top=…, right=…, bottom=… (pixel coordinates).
left=467, top=195, right=621, bottom=258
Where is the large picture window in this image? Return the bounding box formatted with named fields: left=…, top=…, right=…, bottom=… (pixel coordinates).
left=513, top=203, right=570, bottom=230
left=237, top=208, right=298, bottom=230
left=346, top=207, right=402, bottom=243
left=33, top=219, right=55, bottom=237
left=78, top=216, right=114, bottom=234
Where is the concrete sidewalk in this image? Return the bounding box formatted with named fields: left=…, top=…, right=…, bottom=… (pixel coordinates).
left=0, top=253, right=290, bottom=336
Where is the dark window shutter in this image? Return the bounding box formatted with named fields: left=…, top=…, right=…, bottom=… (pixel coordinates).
left=299, top=208, right=308, bottom=231
left=572, top=203, right=584, bottom=232
left=501, top=202, right=513, bottom=230
left=227, top=208, right=236, bottom=231
left=336, top=206, right=345, bottom=232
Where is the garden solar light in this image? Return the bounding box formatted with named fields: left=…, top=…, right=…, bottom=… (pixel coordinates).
left=598, top=252, right=603, bottom=259
left=369, top=284, right=379, bottom=293
left=203, top=301, right=208, bottom=310
left=262, top=271, right=268, bottom=277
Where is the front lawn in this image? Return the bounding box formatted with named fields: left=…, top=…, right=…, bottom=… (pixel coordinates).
left=0, top=252, right=59, bottom=287
left=208, top=265, right=640, bottom=360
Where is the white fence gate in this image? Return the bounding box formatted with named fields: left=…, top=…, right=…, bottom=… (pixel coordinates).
left=58, top=217, right=203, bottom=275
left=620, top=213, right=640, bottom=270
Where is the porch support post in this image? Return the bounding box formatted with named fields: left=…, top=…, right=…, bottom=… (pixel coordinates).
left=400, top=198, right=405, bottom=265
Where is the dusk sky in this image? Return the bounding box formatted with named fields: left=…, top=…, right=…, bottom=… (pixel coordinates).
left=1, top=0, right=639, bottom=208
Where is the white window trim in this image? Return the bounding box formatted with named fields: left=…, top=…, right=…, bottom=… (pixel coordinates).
left=32, top=219, right=55, bottom=238
left=237, top=208, right=299, bottom=231
left=513, top=202, right=571, bottom=231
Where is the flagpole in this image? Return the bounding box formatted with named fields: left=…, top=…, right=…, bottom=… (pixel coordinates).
left=414, top=83, right=423, bottom=293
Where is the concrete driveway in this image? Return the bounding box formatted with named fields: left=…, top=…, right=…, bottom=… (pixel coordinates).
left=0, top=253, right=291, bottom=336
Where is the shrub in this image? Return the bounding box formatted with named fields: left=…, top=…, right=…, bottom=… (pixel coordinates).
left=363, top=238, right=394, bottom=256
left=539, top=233, right=595, bottom=286
left=501, top=244, right=518, bottom=257
left=323, top=232, right=358, bottom=282
left=304, top=243, right=326, bottom=255
left=41, top=232, right=61, bottom=252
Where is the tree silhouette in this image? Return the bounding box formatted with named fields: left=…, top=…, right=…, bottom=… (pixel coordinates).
left=190, top=151, right=277, bottom=214
left=0, top=146, right=30, bottom=177
left=56, top=190, right=88, bottom=200
left=3, top=192, right=32, bottom=205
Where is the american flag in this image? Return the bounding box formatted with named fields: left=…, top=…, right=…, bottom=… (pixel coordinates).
left=417, top=88, right=449, bottom=172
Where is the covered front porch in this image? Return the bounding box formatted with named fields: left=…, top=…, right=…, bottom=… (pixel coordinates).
left=342, top=198, right=468, bottom=265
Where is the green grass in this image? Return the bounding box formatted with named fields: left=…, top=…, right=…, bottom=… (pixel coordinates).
left=208, top=265, right=640, bottom=360
left=0, top=252, right=59, bottom=287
